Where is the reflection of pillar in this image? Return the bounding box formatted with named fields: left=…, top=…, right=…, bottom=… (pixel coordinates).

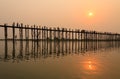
left=81, top=41, right=83, bottom=52
left=4, top=39, right=8, bottom=59
left=12, top=41, right=16, bottom=59
left=69, top=39, right=71, bottom=53
left=72, top=41, right=74, bottom=52
left=54, top=40, right=56, bottom=53
left=19, top=37, right=23, bottom=59
left=75, top=41, right=77, bottom=53
left=57, top=41, right=60, bottom=56
left=25, top=41, right=29, bottom=60
left=31, top=38, right=34, bottom=56
left=62, top=40, right=64, bottom=55
left=50, top=40, right=52, bottom=55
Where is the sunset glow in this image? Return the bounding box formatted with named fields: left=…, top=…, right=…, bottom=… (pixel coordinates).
left=88, top=12, right=93, bottom=17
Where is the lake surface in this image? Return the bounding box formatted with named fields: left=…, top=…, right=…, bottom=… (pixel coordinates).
left=0, top=41, right=120, bottom=79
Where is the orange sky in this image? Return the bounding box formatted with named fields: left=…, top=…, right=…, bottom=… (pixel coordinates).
left=0, top=0, right=120, bottom=33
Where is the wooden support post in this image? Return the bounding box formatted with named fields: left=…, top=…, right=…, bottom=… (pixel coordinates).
left=62, top=28, right=64, bottom=40
left=39, top=26, right=41, bottom=40
left=31, top=26, right=33, bottom=41
left=81, top=31, right=82, bottom=41
left=37, top=26, right=39, bottom=41
left=78, top=30, right=80, bottom=41
left=72, top=29, right=74, bottom=41
left=4, top=24, right=7, bottom=40
left=12, top=23, right=15, bottom=41
left=84, top=31, right=85, bottom=41
left=34, top=25, right=36, bottom=41
left=19, top=23, right=23, bottom=41
left=41, top=27, right=43, bottom=40
left=4, top=24, right=8, bottom=59
left=54, top=28, right=56, bottom=40
left=12, top=23, right=15, bottom=59
left=75, top=30, right=77, bottom=40
left=28, top=25, right=29, bottom=40
left=25, top=25, right=27, bottom=40
left=85, top=31, right=87, bottom=41
left=58, top=27, right=60, bottom=41
left=49, top=27, right=52, bottom=41
left=66, top=29, right=67, bottom=41
left=69, top=28, right=71, bottom=41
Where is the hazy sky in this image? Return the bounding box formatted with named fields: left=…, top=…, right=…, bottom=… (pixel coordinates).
left=0, top=0, right=120, bottom=33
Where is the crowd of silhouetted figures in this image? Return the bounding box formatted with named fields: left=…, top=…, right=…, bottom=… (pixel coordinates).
left=0, top=40, right=120, bottom=62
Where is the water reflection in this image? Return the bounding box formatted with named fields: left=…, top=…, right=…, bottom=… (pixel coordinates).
left=0, top=40, right=120, bottom=62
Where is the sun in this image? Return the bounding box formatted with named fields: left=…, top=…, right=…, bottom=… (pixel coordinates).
left=88, top=12, right=93, bottom=16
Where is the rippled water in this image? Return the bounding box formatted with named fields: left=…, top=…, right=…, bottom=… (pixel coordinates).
left=0, top=41, right=120, bottom=79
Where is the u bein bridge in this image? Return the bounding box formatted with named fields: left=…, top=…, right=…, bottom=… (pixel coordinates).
left=0, top=23, right=120, bottom=41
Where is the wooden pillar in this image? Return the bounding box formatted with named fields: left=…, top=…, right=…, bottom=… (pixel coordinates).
left=46, top=27, right=48, bottom=40
left=38, top=26, right=41, bottom=40
left=72, top=29, right=74, bottom=41
left=66, top=29, right=67, bottom=41
left=69, top=28, right=71, bottom=41
left=37, top=26, right=39, bottom=41
left=84, top=30, right=86, bottom=41
left=75, top=30, right=77, bottom=40
left=12, top=23, right=15, bottom=59
left=85, top=31, right=87, bottom=41
left=31, top=26, right=32, bottom=41
left=25, top=25, right=28, bottom=41
left=54, top=28, right=56, bottom=40
left=57, top=27, right=60, bottom=40
left=19, top=23, right=23, bottom=41
left=12, top=23, right=15, bottom=41
left=4, top=24, right=7, bottom=40
left=34, top=25, right=36, bottom=41
left=78, top=30, right=80, bottom=41
left=81, top=31, right=82, bottom=41
left=4, top=24, right=8, bottom=59
left=49, top=27, right=52, bottom=41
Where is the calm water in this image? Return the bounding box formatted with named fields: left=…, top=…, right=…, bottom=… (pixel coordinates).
left=0, top=41, right=120, bottom=79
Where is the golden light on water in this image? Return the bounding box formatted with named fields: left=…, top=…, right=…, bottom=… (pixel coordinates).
left=88, top=61, right=95, bottom=70
left=83, top=59, right=98, bottom=73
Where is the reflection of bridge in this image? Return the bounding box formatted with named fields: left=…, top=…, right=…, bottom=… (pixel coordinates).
left=1, top=41, right=120, bottom=62
left=0, top=23, right=120, bottom=41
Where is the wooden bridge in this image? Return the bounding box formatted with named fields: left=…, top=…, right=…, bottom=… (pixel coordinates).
left=0, top=23, right=120, bottom=41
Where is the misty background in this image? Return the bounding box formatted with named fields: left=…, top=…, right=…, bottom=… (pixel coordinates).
left=0, top=0, right=120, bottom=39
